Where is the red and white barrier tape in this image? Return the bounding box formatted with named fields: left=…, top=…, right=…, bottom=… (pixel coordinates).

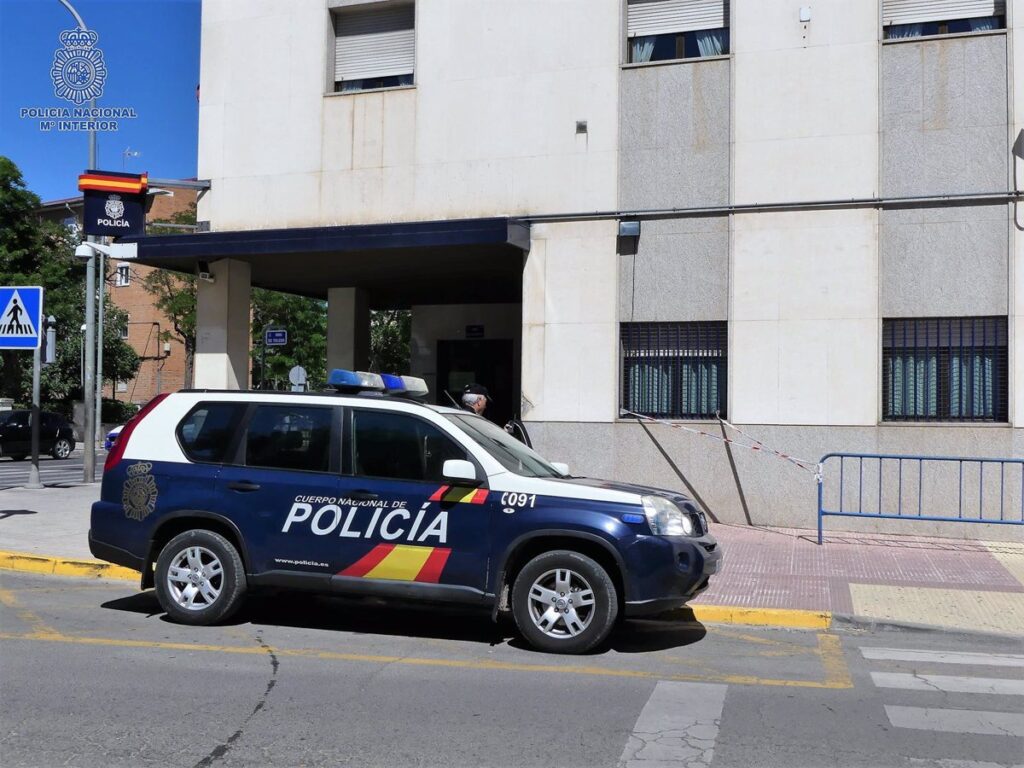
left=620, top=409, right=822, bottom=478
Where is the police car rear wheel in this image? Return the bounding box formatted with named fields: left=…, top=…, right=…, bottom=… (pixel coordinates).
left=511, top=550, right=618, bottom=654
left=155, top=530, right=246, bottom=625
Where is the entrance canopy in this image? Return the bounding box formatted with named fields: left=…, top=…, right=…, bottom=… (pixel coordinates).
left=119, top=217, right=530, bottom=307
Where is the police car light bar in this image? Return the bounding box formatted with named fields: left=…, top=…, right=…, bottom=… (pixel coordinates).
left=327, top=369, right=385, bottom=392
left=400, top=375, right=429, bottom=398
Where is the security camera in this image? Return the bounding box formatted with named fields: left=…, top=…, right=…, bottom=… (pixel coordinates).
left=196, top=260, right=215, bottom=283
left=75, top=243, right=94, bottom=259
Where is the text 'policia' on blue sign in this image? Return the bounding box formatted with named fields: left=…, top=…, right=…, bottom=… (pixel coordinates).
left=265, top=329, right=288, bottom=346
left=0, top=286, right=44, bottom=350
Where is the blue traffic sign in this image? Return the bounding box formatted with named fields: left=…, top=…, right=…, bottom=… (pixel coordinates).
left=265, top=328, right=288, bottom=346
left=0, top=286, right=43, bottom=350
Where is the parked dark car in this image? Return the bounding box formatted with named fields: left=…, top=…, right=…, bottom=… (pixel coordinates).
left=0, top=410, right=75, bottom=460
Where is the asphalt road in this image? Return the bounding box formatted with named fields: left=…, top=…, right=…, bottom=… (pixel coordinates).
left=0, top=449, right=104, bottom=490
left=1, top=572, right=1022, bottom=768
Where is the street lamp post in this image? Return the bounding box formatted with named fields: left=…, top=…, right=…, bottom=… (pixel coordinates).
left=59, top=0, right=99, bottom=483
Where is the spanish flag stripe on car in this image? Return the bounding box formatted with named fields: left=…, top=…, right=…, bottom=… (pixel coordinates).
left=428, top=485, right=489, bottom=504
left=339, top=544, right=452, bottom=582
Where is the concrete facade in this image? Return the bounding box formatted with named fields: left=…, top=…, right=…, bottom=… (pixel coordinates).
left=192, top=1, right=1024, bottom=539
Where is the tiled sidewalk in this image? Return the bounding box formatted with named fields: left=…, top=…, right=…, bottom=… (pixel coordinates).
left=695, top=523, right=1024, bottom=634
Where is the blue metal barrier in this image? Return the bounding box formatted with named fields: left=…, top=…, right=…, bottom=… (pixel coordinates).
left=817, top=452, right=1024, bottom=544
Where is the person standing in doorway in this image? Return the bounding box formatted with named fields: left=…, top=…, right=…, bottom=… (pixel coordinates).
left=460, top=383, right=491, bottom=417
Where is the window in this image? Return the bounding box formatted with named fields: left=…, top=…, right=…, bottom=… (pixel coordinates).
left=119, top=315, right=129, bottom=340
left=177, top=402, right=246, bottom=463
left=626, top=0, right=729, bottom=63
left=620, top=322, right=727, bottom=420
left=333, top=3, right=414, bottom=93
left=882, top=317, right=1008, bottom=422
left=447, top=414, right=563, bottom=479
left=115, top=264, right=130, bottom=287
left=351, top=409, right=468, bottom=482
left=883, top=0, right=1004, bottom=39
left=115, top=381, right=128, bottom=393
left=245, top=405, right=333, bottom=472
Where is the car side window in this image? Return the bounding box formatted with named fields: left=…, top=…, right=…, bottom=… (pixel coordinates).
left=244, top=405, right=333, bottom=473
left=177, top=403, right=246, bottom=463
left=351, top=409, right=468, bottom=482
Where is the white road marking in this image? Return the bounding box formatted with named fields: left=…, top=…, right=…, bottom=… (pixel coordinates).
left=908, top=760, right=1024, bottom=768
left=861, top=647, right=1024, bottom=668
left=885, top=706, right=1024, bottom=737
left=618, top=681, right=727, bottom=768
left=872, top=672, right=1024, bottom=696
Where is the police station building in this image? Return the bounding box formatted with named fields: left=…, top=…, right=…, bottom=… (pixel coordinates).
left=122, top=0, right=1024, bottom=536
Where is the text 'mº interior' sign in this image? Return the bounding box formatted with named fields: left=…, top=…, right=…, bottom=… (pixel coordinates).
left=79, top=170, right=148, bottom=237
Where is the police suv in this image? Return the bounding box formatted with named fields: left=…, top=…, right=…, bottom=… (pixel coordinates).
left=90, top=371, right=721, bottom=654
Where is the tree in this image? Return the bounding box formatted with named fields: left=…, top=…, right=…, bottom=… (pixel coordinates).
left=0, top=156, right=139, bottom=413
left=368, top=310, right=411, bottom=374
left=250, top=289, right=327, bottom=389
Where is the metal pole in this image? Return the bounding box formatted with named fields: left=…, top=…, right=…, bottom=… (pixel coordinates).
left=95, top=247, right=104, bottom=446
left=83, top=249, right=96, bottom=483
left=27, top=345, right=43, bottom=490
left=60, top=0, right=98, bottom=482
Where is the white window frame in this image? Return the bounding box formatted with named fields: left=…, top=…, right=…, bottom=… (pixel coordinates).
left=332, top=1, right=415, bottom=94
left=625, top=0, right=730, bottom=65
left=114, top=264, right=130, bottom=287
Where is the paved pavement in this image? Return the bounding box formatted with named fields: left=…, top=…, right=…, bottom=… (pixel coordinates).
left=0, top=448, right=104, bottom=490
left=1, top=571, right=1022, bottom=768
left=0, top=484, right=1022, bottom=637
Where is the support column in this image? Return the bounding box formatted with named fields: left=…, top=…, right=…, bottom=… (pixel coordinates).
left=194, top=259, right=251, bottom=389
left=327, top=287, right=370, bottom=371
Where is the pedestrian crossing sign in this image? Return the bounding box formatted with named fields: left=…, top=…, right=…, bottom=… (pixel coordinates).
left=0, top=286, right=43, bottom=349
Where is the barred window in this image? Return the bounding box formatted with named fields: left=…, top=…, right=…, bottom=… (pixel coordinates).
left=620, top=322, right=726, bottom=420
left=882, top=317, right=1008, bottom=422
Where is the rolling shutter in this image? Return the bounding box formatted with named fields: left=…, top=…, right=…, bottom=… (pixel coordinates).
left=881, top=0, right=1004, bottom=26
left=626, top=0, right=728, bottom=38
left=334, top=4, right=415, bottom=83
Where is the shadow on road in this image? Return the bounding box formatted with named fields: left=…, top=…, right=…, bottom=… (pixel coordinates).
left=0, top=509, right=38, bottom=520
left=101, top=589, right=709, bottom=654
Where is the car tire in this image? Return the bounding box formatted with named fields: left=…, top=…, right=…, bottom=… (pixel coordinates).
left=511, top=550, right=618, bottom=654
left=154, top=529, right=246, bottom=626
left=51, top=438, right=73, bottom=460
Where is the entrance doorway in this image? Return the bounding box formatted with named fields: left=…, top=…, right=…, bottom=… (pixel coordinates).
left=437, top=339, right=516, bottom=426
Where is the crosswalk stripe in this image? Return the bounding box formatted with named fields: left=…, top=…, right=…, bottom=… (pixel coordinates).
left=862, top=647, right=1024, bottom=668
left=885, top=706, right=1024, bottom=737
left=872, top=672, right=1024, bottom=696
left=618, top=681, right=727, bottom=768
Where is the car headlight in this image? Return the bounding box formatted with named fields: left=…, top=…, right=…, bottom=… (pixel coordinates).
left=641, top=495, right=694, bottom=536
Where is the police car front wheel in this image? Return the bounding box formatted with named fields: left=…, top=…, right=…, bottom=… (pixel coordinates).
left=154, top=530, right=247, bottom=625
left=511, top=550, right=618, bottom=654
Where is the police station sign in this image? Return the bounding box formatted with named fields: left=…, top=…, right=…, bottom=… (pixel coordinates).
left=18, top=25, right=137, bottom=132
left=79, top=170, right=147, bottom=237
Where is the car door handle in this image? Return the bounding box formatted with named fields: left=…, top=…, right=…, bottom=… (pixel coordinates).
left=227, top=481, right=261, bottom=492
left=350, top=490, right=378, bottom=501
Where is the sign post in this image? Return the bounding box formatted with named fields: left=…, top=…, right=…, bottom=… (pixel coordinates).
left=0, top=287, right=44, bottom=489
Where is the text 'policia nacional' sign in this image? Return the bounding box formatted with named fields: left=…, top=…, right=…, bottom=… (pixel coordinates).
left=78, top=170, right=147, bottom=237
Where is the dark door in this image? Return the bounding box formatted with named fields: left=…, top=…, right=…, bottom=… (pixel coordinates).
left=437, top=339, right=516, bottom=425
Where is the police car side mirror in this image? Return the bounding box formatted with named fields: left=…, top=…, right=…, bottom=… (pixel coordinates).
left=551, top=462, right=570, bottom=476
left=443, top=459, right=479, bottom=485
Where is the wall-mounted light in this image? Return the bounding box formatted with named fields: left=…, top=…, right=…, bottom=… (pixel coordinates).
left=576, top=120, right=588, bottom=135
left=799, top=6, right=811, bottom=22
left=618, top=220, right=641, bottom=238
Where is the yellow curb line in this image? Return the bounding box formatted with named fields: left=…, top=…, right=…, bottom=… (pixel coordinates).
left=0, top=550, right=833, bottom=629
left=0, top=550, right=136, bottom=581
left=690, top=605, right=832, bottom=630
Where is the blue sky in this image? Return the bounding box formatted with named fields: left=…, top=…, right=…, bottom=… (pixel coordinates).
left=0, top=0, right=200, bottom=202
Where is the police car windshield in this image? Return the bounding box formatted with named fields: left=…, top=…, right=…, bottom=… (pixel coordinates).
left=445, top=415, right=564, bottom=478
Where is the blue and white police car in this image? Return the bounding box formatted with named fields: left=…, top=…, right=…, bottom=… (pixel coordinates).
left=90, top=371, right=721, bottom=654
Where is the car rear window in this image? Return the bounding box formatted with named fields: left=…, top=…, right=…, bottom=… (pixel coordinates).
left=245, top=405, right=334, bottom=473
left=177, top=402, right=246, bottom=463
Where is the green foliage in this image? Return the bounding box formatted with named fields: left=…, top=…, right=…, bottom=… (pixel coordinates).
left=251, top=288, right=328, bottom=390
left=102, top=398, right=138, bottom=424
left=0, top=156, right=139, bottom=410
left=368, top=309, right=411, bottom=375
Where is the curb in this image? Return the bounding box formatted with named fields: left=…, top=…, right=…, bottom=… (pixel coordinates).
left=0, top=550, right=136, bottom=581
left=689, top=605, right=832, bottom=630
left=830, top=611, right=1023, bottom=642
